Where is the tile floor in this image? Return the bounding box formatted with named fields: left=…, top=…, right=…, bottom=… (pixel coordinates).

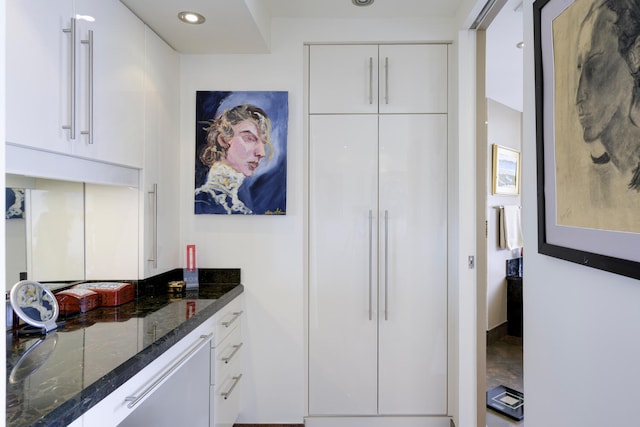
left=486, top=334, right=524, bottom=427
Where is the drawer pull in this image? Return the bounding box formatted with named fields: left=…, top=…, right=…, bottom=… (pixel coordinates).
left=221, top=342, right=243, bottom=364
left=220, top=374, right=242, bottom=400
left=124, top=333, right=213, bottom=409
left=221, top=311, right=243, bottom=328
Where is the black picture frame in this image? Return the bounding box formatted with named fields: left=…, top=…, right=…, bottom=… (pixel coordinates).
left=534, top=0, right=640, bottom=281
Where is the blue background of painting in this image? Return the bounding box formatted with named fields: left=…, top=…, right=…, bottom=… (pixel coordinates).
left=194, top=91, right=288, bottom=215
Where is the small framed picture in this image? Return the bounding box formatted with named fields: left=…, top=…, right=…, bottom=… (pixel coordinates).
left=492, top=144, right=521, bottom=196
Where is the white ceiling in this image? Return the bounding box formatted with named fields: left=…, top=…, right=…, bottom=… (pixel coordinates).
left=119, top=0, right=465, bottom=54
left=486, top=0, right=524, bottom=112
left=119, top=0, right=523, bottom=110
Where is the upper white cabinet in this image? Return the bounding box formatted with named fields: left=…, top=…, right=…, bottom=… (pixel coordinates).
left=309, top=44, right=447, bottom=114
left=6, top=0, right=144, bottom=168
left=141, top=27, right=180, bottom=278
left=6, top=0, right=75, bottom=155
left=73, top=0, right=145, bottom=167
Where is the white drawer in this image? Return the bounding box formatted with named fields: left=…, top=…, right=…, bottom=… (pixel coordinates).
left=210, top=347, right=242, bottom=427
left=211, top=325, right=242, bottom=386
left=83, top=316, right=216, bottom=427
left=212, top=295, right=244, bottom=348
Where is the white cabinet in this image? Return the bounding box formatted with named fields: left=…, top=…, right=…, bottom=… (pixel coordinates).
left=6, top=0, right=144, bottom=168
left=210, top=295, right=244, bottom=427
left=309, top=44, right=447, bottom=114
left=141, top=27, right=180, bottom=278
left=118, top=336, right=212, bottom=427
left=308, top=43, right=449, bottom=422
left=82, top=315, right=216, bottom=427
left=6, top=0, right=75, bottom=155
left=72, top=0, right=145, bottom=167
left=211, top=326, right=243, bottom=427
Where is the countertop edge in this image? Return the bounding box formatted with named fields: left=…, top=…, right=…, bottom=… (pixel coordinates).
left=45, top=284, right=244, bottom=427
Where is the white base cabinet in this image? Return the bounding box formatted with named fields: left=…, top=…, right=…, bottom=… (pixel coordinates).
left=78, top=294, right=244, bottom=427
left=304, top=417, right=452, bottom=427
left=82, top=317, right=215, bottom=427
left=210, top=295, right=244, bottom=427
left=117, top=335, right=212, bottom=427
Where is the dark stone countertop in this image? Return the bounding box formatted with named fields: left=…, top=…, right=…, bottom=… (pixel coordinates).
left=6, top=283, right=244, bottom=427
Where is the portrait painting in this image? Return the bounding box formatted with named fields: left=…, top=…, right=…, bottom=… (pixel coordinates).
left=6, top=188, right=25, bottom=219
left=194, top=91, right=288, bottom=215
left=535, top=0, right=640, bottom=279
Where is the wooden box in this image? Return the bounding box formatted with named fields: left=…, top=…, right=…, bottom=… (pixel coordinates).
left=73, top=282, right=135, bottom=306
left=55, top=288, right=101, bottom=315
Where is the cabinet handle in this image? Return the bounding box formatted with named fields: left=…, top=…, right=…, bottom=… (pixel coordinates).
left=368, top=57, right=374, bottom=105
left=368, top=209, right=373, bottom=321
left=221, top=311, right=243, bottom=328
left=220, top=374, right=243, bottom=400
left=384, top=210, right=389, bottom=320
left=147, top=184, right=158, bottom=267
left=221, top=342, right=243, bottom=364
left=384, top=57, right=389, bottom=105
left=62, top=18, right=76, bottom=139
left=80, top=30, right=94, bottom=144
left=124, top=333, right=213, bottom=409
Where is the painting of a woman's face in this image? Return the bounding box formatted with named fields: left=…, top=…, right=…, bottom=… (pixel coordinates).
left=219, top=120, right=267, bottom=177
left=575, top=5, right=635, bottom=142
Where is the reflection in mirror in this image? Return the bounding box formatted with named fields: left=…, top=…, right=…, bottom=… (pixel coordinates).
left=5, top=175, right=85, bottom=292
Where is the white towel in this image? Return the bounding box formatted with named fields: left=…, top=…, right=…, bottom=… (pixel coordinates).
left=500, top=206, right=523, bottom=250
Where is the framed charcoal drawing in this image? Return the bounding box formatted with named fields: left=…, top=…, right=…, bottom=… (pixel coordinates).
left=194, top=91, right=288, bottom=215
left=492, top=144, right=521, bottom=195
left=534, top=0, right=640, bottom=280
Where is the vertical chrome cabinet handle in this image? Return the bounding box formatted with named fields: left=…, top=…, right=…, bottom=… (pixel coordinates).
left=368, top=57, right=374, bottom=105
left=368, top=210, right=373, bottom=320
left=384, top=57, right=389, bottom=105
left=147, top=184, right=158, bottom=268
left=62, top=18, right=76, bottom=139
left=220, top=374, right=243, bottom=400
left=384, top=210, right=389, bottom=320
left=80, top=30, right=94, bottom=144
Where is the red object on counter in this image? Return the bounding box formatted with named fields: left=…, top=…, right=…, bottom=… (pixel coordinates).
left=73, top=282, right=135, bottom=306
left=56, top=288, right=101, bottom=315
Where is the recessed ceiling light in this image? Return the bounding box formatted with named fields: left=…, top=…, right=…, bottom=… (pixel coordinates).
left=178, top=11, right=206, bottom=25
left=352, top=0, right=374, bottom=6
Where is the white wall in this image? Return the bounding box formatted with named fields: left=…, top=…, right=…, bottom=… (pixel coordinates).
left=179, top=16, right=459, bottom=423
left=486, top=98, right=522, bottom=330
left=1, top=0, right=7, bottom=419
left=522, top=2, right=640, bottom=426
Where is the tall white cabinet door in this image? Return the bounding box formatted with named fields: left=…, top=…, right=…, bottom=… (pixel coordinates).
left=377, top=114, right=448, bottom=414
left=378, top=45, right=448, bottom=114
left=309, top=114, right=379, bottom=415
left=5, top=0, right=75, bottom=154
left=73, top=0, right=145, bottom=167
left=309, top=45, right=379, bottom=114
left=142, top=27, right=180, bottom=278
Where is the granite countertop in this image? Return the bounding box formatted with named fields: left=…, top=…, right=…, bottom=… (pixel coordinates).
left=6, top=282, right=243, bottom=427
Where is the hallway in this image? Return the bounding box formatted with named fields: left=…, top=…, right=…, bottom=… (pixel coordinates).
left=486, top=334, right=524, bottom=427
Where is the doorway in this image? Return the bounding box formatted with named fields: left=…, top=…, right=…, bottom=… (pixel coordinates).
left=474, top=0, right=525, bottom=426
